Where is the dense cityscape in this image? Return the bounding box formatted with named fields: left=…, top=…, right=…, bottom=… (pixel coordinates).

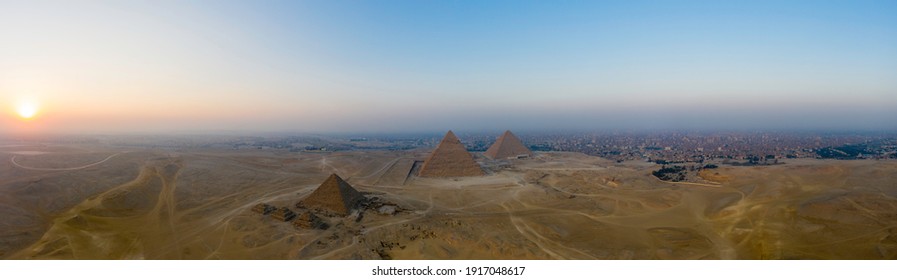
left=5, top=130, right=897, bottom=163
left=508, top=131, right=897, bottom=162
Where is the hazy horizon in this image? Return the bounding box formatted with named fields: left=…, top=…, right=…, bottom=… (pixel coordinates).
left=2, top=0, right=896, bottom=134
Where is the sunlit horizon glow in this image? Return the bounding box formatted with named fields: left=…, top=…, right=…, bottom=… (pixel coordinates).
left=15, top=100, right=38, bottom=119
left=1, top=0, right=896, bottom=134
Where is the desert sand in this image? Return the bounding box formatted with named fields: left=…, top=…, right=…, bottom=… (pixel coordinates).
left=1, top=144, right=895, bottom=259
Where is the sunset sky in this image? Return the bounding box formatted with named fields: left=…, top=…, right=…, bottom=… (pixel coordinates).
left=1, top=0, right=895, bottom=134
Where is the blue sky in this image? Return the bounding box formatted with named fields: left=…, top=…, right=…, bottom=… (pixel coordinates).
left=1, top=0, right=895, bottom=133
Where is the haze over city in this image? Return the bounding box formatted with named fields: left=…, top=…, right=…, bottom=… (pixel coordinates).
left=2, top=0, right=895, bottom=134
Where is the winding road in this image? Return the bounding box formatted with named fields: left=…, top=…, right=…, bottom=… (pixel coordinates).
left=10, top=152, right=125, bottom=171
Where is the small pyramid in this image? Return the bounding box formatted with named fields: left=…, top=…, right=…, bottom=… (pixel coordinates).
left=251, top=203, right=276, bottom=215
left=292, top=211, right=328, bottom=230
left=484, top=130, right=533, bottom=159
left=302, top=174, right=364, bottom=216
left=271, top=207, right=297, bottom=222
left=418, top=131, right=485, bottom=177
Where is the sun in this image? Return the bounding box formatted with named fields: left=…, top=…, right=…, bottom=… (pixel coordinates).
left=16, top=101, right=39, bottom=119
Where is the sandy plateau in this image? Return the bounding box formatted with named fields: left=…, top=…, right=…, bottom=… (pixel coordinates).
left=1, top=145, right=896, bottom=259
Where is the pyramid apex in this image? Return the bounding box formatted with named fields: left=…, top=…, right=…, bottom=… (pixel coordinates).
left=324, top=173, right=346, bottom=183
left=441, top=130, right=460, bottom=142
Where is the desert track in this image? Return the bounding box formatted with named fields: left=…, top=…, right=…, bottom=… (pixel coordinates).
left=10, top=152, right=125, bottom=171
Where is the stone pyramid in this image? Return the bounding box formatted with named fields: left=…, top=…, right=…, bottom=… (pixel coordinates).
left=302, top=174, right=364, bottom=216
left=271, top=207, right=297, bottom=222
left=484, top=130, right=533, bottom=159
left=251, top=203, right=276, bottom=215
left=418, top=130, right=485, bottom=177
left=292, top=211, right=328, bottom=230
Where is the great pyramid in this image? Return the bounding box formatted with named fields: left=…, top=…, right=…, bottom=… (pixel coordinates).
left=418, top=130, right=485, bottom=177
left=484, top=130, right=533, bottom=159
left=301, top=174, right=364, bottom=216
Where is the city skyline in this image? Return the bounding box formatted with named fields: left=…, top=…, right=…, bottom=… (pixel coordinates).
left=2, top=0, right=896, bottom=134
